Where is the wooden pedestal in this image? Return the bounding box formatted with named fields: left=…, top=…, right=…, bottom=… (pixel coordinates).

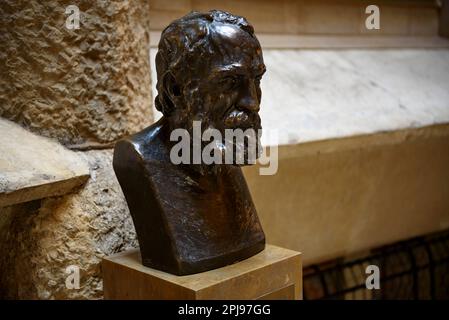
left=102, top=244, right=302, bottom=300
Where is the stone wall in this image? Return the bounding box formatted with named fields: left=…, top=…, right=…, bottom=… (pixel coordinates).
left=244, top=124, right=449, bottom=265
left=0, top=0, right=153, bottom=149
left=149, top=0, right=439, bottom=36
left=0, top=0, right=150, bottom=299
left=0, top=151, right=137, bottom=299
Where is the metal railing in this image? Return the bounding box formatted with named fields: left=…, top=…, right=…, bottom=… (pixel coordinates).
left=303, top=229, right=449, bottom=300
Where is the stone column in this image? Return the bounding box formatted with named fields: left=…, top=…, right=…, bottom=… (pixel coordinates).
left=0, top=0, right=153, bottom=299
left=0, top=0, right=153, bottom=148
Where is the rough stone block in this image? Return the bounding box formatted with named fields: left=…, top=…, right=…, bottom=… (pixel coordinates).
left=0, top=149, right=137, bottom=299
left=0, top=118, right=90, bottom=207
left=0, top=0, right=153, bottom=148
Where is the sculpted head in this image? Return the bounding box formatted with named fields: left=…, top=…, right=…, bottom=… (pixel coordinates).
left=155, top=10, right=266, bottom=165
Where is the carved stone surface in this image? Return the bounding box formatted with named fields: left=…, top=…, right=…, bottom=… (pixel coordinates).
left=0, top=118, right=89, bottom=207
left=0, top=0, right=153, bottom=148
left=113, top=11, right=266, bottom=275
left=0, top=150, right=137, bottom=299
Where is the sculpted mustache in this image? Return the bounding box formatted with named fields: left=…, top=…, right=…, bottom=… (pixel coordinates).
left=224, top=110, right=261, bottom=128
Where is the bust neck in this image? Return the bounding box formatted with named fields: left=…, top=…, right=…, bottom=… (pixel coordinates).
left=156, top=117, right=228, bottom=178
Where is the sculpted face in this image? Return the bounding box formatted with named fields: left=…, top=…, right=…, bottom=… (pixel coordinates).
left=197, top=24, right=265, bottom=132
left=168, top=23, right=266, bottom=165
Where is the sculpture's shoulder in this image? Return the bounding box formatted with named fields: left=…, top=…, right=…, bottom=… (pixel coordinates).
left=113, top=120, right=167, bottom=173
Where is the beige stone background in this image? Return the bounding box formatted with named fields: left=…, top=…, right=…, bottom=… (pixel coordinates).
left=1, top=0, right=449, bottom=299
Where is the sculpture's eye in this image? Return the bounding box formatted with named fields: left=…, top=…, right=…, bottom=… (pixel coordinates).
left=220, top=76, right=239, bottom=91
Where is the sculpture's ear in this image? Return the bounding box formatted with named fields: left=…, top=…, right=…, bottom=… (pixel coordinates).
left=164, top=72, right=182, bottom=99
left=160, top=72, right=183, bottom=116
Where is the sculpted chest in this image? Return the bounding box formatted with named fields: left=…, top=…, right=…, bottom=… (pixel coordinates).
left=113, top=137, right=265, bottom=275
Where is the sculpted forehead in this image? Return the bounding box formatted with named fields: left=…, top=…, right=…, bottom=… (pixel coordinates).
left=210, top=23, right=261, bottom=52
left=211, top=24, right=251, bottom=43
left=208, top=23, right=263, bottom=68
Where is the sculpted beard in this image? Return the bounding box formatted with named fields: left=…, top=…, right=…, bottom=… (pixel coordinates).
left=223, top=108, right=262, bottom=166
left=171, top=84, right=263, bottom=166
left=180, top=109, right=262, bottom=166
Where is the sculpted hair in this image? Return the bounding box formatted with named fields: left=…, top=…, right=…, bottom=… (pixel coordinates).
left=154, top=10, right=256, bottom=117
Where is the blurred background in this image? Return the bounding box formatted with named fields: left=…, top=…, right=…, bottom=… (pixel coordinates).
left=0, top=0, right=448, bottom=299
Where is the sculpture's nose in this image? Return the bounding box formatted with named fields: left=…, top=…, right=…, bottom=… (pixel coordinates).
left=237, top=79, right=259, bottom=112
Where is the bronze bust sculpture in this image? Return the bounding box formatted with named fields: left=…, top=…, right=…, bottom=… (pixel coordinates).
left=113, top=10, right=266, bottom=275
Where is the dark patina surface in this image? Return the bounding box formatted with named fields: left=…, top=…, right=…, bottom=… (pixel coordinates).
left=113, top=10, right=266, bottom=275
